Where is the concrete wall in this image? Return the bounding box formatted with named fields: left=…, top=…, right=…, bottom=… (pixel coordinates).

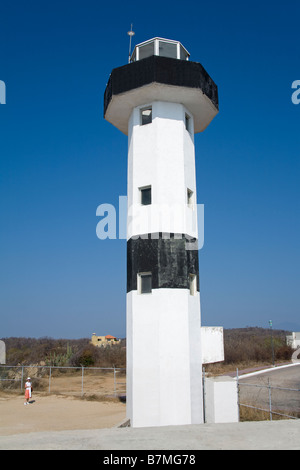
left=126, top=288, right=203, bottom=428
left=286, top=332, right=300, bottom=350
left=201, top=327, right=224, bottom=364
left=0, top=340, right=6, bottom=364
left=126, top=101, right=204, bottom=428
left=204, top=376, right=239, bottom=424
left=127, top=101, right=197, bottom=240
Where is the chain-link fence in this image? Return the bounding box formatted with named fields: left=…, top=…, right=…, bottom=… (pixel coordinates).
left=2, top=364, right=299, bottom=421
left=0, top=365, right=126, bottom=398
left=237, top=370, right=300, bottom=420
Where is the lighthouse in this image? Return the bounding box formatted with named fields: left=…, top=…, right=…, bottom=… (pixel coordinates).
left=104, top=37, right=219, bottom=427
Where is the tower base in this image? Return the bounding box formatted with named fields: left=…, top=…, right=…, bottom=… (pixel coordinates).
left=126, top=289, right=203, bottom=428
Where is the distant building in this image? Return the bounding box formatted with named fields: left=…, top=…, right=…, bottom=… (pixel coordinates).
left=286, top=332, right=300, bottom=349
left=90, top=333, right=121, bottom=348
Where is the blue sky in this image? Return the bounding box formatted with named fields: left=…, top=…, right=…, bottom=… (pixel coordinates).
left=0, top=0, right=299, bottom=338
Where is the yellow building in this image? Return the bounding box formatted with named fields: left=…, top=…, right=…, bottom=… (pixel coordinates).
left=90, top=333, right=121, bottom=347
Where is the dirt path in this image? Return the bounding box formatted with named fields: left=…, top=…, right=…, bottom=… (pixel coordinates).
left=0, top=393, right=126, bottom=436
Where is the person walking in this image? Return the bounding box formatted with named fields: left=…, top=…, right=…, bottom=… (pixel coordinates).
left=24, top=377, right=32, bottom=405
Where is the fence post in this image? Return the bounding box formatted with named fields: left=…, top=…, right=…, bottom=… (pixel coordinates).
left=268, top=378, right=272, bottom=421
left=49, top=366, right=51, bottom=394
left=114, top=367, right=116, bottom=397
left=21, top=366, right=24, bottom=392
left=81, top=366, right=84, bottom=397
left=236, top=368, right=240, bottom=422
left=202, top=367, right=206, bottom=423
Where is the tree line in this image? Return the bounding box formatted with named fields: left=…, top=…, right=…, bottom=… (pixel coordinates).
left=1, top=327, right=293, bottom=368
left=1, top=336, right=126, bottom=368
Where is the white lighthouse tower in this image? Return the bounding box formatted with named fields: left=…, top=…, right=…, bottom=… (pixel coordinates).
left=104, top=37, right=219, bottom=427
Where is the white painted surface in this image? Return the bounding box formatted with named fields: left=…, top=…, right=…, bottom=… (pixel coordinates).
left=292, top=348, right=300, bottom=363
left=126, top=101, right=204, bottom=427
left=286, top=332, right=300, bottom=349
left=204, top=376, right=239, bottom=424
left=201, top=327, right=224, bottom=364
left=127, top=101, right=198, bottom=240
left=126, top=289, right=203, bottom=428
left=124, top=99, right=225, bottom=428
left=0, top=340, right=6, bottom=364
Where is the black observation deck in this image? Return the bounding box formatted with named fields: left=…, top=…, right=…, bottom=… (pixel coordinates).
left=104, top=38, right=219, bottom=135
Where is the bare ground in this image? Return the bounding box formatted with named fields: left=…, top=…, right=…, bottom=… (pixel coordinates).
left=0, top=393, right=126, bottom=436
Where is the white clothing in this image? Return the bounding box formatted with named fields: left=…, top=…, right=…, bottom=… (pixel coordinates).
left=25, top=381, right=32, bottom=398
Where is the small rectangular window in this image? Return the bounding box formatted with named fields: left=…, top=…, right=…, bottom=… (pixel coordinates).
left=138, top=272, right=152, bottom=294
left=185, top=113, right=191, bottom=133
left=189, top=274, right=197, bottom=296
left=141, top=107, right=152, bottom=125
left=140, top=186, right=152, bottom=205
left=187, top=188, right=194, bottom=208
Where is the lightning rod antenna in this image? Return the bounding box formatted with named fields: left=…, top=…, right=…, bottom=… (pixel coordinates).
left=127, top=24, right=135, bottom=63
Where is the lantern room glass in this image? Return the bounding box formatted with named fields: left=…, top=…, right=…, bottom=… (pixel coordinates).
left=130, top=38, right=189, bottom=62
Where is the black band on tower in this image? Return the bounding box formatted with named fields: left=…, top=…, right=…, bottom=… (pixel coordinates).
left=127, top=233, right=200, bottom=293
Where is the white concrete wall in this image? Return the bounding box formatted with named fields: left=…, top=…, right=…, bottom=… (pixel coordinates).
left=126, top=101, right=204, bottom=428
left=0, top=340, right=6, bottom=364
left=204, top=376, right=239, bottom=424
left=201, top=327, right=224, bottom=364
left=287, top=332, right=300, bottom=349
left=126, top=289, right=203, bottom=428
left=293, top=332, right=300, bottom=349
left=127, top=101, right=198, bottom=239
